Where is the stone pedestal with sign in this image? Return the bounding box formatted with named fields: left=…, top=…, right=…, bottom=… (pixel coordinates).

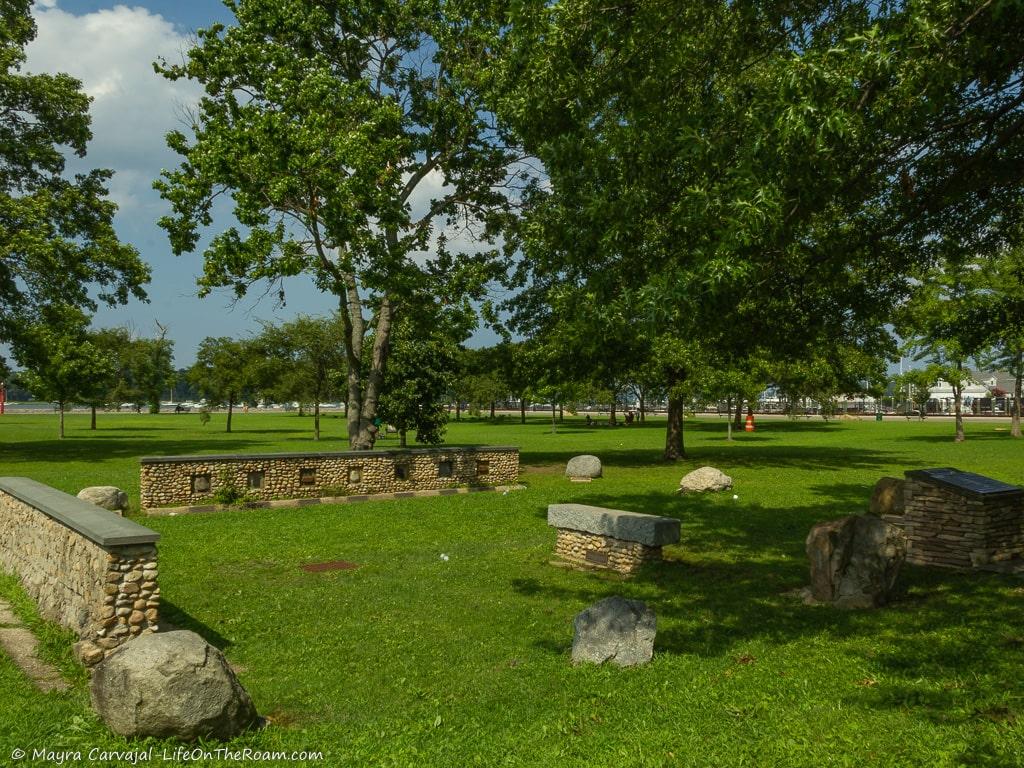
left=902, top=468, right=1024, bottom=570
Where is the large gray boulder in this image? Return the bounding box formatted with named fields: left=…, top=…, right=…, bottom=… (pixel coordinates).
left=678, top=466, right=732, bottom=493
left=566, top=455, right=602, bottom=479
left=90, top=630, right=258, bottom=740
left=806, top=515, right=906, bottom=609
left=571, top=596, right=656, bottom=667
left=77, top=486, right=129, bottom=513
left=869, top=477, right=905, bottom=516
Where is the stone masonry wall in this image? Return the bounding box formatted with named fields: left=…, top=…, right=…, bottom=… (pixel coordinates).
left=0, top=492, right=159, bottom=659
left=140, top=446, right=519, bottom=509
left=903, top=478, right=1024, bottom=569
left=555, top=529, right=662, bottom=574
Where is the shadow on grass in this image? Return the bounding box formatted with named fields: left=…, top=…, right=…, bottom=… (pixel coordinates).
left=521, top=444, right=909, bottom=473
left=521, top=489, right=1024, bottom=731
left=897, top=431, right=1012, bottom=443
left=0, top=436, right=269, bottom=464
left=158, top=598, right=233, bottom=651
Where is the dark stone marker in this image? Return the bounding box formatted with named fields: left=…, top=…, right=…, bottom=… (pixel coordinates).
left=905, top=468, right=1023, bottom=500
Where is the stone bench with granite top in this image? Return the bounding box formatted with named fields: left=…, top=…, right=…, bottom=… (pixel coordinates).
left=548, top=503, right=680, bottom=574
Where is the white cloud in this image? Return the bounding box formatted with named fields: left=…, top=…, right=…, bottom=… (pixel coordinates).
left=26, top=3, right=201, bottom=189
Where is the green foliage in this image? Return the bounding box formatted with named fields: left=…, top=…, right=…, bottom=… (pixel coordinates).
left=377, top=317, right=456, bottom=445
left=253, top=314, right=345, bottom=440
left=189, top=337, right=261, bottom=432
left=211, top=471, right=253, bottom=507
left=0, top=0, right=148, bottom=365
left=15, top=310, right=114, bottom=438
left=89, top=326, right=175, bottom=414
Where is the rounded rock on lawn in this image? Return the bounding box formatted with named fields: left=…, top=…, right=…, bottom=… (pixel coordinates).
left=571, top=596, right=656, bottom=667
left=565, top=455, right=602, bottom=479
left=678, top=466, right=732, bottom=493
left=90, top=630, right=259, bottom=740
left=77, top=486, right=129, bottom=513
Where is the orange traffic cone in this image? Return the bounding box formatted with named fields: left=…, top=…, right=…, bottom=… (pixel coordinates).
left=745, top=411, right=755, bottom=432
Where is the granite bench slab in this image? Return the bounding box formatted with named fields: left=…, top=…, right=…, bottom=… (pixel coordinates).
left=547, top=503, right=680, bottom=547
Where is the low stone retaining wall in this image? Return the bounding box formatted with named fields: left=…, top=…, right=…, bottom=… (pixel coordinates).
left=903, top=468, right=1024, bottom=570
left=0, top=478, right=160, bottom=662
left=140, top=446, right=519, bottom=510
left=548, top=503, right=680, bottom=574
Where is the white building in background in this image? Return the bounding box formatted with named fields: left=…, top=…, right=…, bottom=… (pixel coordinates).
left=927, top=377, right=991, bottom=413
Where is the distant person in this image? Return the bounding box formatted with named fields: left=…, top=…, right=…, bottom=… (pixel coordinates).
left=585, top=414, right=593, bottom=427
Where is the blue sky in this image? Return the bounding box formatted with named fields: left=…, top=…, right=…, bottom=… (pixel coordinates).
left=24, top=0, right=501, bottom=367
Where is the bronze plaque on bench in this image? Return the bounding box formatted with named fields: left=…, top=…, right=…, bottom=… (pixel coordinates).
left=585, top=550, right=609, bottom=565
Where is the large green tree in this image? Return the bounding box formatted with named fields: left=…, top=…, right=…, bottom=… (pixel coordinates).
left=156, top=0, right=517, bottom=450
left=487, top=0, right=1023, bottom=459
left=0, top=0, right=148, bottom=364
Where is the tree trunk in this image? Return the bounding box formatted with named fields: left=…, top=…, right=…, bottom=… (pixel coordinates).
left=664, top=393, right=685, bottom=460
left=455, top=401, right=461, bottom=421
left=314, top=400, right=321, bottom=441
left=1013, top=361, right=1022, bottom=438
left=490, top=401, right=495, bottom=419
left=551, top=401, right=557, bottom=433
left=58, top=400, right=65, bottom=439
left=638, top=388, right=646, bottom=422
left=90, top=405, right=97, bottom=430
left=520, top=399, right=526, bottom=424
left=226, top=397, right=234, bottom=433
left=339, top=274, right=395, bottom=450
left=608, top=400, right=617, bottom=426
left=400, top=428, right=407, bottom=447
left=734, top=400, right=744, bottom=429
left=559, top=403, right=563, bottom=422
left=954, top=380, right=964, bottom=442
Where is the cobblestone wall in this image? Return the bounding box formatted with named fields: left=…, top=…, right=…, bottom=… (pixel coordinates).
left=0, top=482, right=160, bottom=665
left=903, top=478, right=1024, bottom=569
left=554, top=529, right=661, bottom=574
left=140, top=446, right=519, bottom=509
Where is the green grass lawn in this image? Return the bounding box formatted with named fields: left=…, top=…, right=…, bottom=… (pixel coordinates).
left=2, top=411, right=1024, bottom=766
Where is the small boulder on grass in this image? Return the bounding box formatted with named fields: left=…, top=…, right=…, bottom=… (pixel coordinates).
left=566, top=455, right=602, bottom=479
left=678, top=466, right=732, bottom=493
left=571, top=596, right=655, bottom=667
left=77, top=486, right=129, bottom=513
left=90, top=630, right=259, bottom=740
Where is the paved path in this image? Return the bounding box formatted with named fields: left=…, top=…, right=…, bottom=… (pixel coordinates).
left=0, top=598, right=69, bottom=692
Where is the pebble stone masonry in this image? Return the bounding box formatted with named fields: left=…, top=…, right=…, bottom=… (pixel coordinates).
left=548, top=503, right=681, bottom=574
left=902, top=467, right=1024, bottom=570
left=140, top=446, right=520, bottom=510
left=0, top=477, right=160, bottom=665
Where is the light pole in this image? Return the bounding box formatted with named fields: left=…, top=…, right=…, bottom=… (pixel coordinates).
left=0, top=381, right=5, bottom=415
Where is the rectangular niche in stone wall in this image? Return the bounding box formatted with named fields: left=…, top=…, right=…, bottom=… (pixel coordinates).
left=395, top=463, right=410, bottom=481
left=299, top=467, right=317, bottom=486
left=348, top=466, right=363, bottom=483
left=247, top=471, right=265, bottom=490
left=438, top=460, right=453, bottom=478
left=476, top=460, right=490, bottom=477
left=191, top=473, right=211, bottom=494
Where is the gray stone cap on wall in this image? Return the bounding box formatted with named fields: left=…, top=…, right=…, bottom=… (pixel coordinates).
left=0, top=477, right=159, bottom=547
left=140, top=446, right=519, bottom=464
left=548, top=503, right=680, bottom=546
left=905, top=467, right=1024, bottom=501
